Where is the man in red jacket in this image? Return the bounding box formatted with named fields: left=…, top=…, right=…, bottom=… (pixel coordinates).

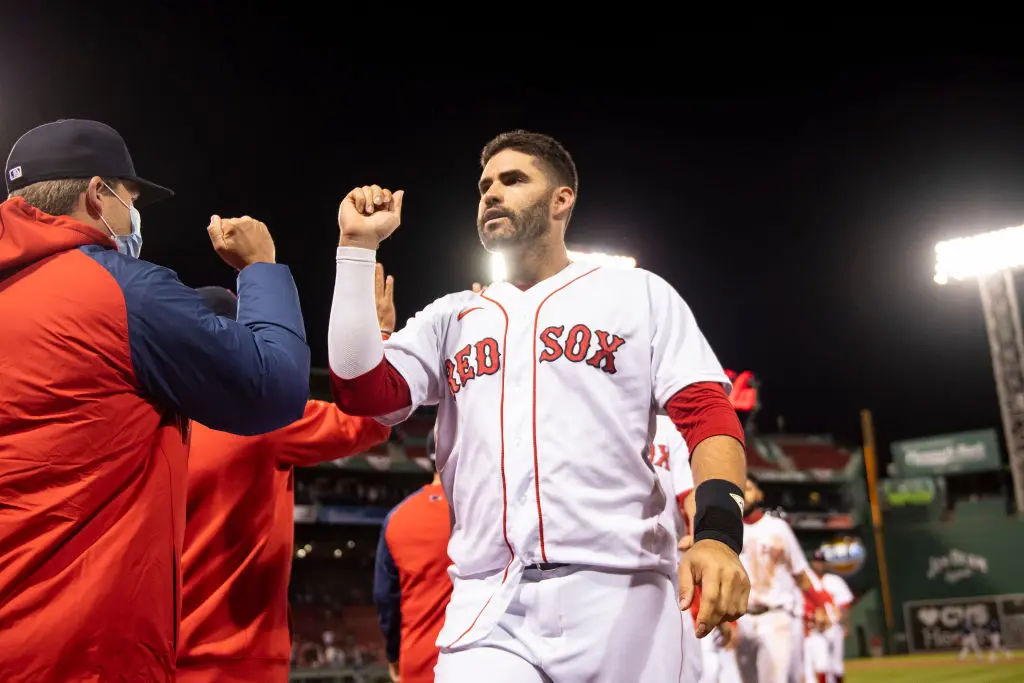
left=177, top=278, right=394, bottom=682
left=374, top=429, right=453, bottom=683
left=0, top=120, right=309, bottom=682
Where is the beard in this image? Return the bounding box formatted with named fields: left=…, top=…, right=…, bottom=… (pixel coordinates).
left=477, top=190, right=552, bottom=252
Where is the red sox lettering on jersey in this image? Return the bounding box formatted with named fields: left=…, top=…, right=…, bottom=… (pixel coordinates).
left=445, top=325, right=626, bottom=396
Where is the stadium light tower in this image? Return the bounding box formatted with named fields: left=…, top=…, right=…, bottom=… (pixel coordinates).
left=934, top=225, right=1024, bottom=515
left=489, top=249, right=637, bottom=283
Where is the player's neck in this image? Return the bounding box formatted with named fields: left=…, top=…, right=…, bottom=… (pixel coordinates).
left=505, top=241, right=571, bottom=290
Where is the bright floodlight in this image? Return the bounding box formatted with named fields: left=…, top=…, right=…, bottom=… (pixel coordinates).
left=489, top=250, right=636, bottom=283
left=934, top=225, right=1024, bottom=285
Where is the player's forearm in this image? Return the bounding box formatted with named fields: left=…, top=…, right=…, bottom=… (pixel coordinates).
left=690, top=435, right=746, bottom=491
left=329, top=246, right=385, bottom=379
left=327, top=246, right=414, bottom=416
left=688, top=435, right=746, bottom=554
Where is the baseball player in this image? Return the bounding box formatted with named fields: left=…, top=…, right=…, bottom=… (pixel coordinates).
left=958, top=619, right=983, bottom=661
left=374, top=430, right=454, bottom=683
left=809, top=549, right=853, bottom=683
left=986, top=617, right=1014, bottom=661
left=734, top=477, right=827, bottom=683
left=651, top=414, right=703, bottom=683
left=657, top=416, right=742, bottom=683
left=801, top=588, right=832, bottom=683
left=327, top=130, right=750, bottom=682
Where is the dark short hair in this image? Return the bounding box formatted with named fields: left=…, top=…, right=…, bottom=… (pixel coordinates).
left=196, top=286, right=238, bottom=320
left=481, top=130, right=578, bottom=196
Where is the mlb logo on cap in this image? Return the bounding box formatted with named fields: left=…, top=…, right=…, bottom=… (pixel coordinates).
left=8, top=166, right=22, bottom=182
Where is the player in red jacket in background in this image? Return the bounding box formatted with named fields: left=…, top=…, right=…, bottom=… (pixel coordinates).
left=177, top=272, right=395, bottom=682
left=373, top=429, right=453, bottom=683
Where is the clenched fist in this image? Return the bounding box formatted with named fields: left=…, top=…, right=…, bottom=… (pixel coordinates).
left=338, top=184, right=405, bottom=250
left=207, top=215, right=276, bottom=271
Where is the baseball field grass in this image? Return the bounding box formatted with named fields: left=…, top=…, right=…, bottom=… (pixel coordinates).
left=846, top=652, right=1022, bottom=682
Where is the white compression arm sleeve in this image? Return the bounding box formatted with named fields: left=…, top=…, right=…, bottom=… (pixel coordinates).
left=328, top=246, right=385, bottom=379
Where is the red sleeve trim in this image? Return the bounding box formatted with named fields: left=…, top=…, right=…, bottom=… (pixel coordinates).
left=666, top=382, right=745, bottom=452
left=328, top=359, right=411, bottom=417
left=676, top=488, right=694, bottom=533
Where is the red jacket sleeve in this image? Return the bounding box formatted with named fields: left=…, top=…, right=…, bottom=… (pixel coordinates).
left=329, top=358, right=413, bottom=417
left=269, top=399, right=391, bottom=466
left=665, top=381, right=745, bottom=452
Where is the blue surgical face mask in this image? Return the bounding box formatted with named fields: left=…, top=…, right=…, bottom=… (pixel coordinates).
left=99, top=182, right=143, bottom=259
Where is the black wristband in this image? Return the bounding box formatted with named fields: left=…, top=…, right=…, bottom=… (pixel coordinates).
left=693, top=479, right=745, bottom=554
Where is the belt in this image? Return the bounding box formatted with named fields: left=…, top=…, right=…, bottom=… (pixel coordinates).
left=524, top=562, right=569, bottom=571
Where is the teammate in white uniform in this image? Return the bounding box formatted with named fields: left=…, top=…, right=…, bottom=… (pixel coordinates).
left=327, top=130, right=751, bottom=682
left=735, top=478, right=826, bottom=683
left=651, top=415, right=702, bottom=683
left=810, top=550, right=853, bottom=683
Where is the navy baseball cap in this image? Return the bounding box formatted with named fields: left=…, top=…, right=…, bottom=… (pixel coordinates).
left=5, top=119, right=173, bottom=207
left=196, top=286, right=238, bottom=320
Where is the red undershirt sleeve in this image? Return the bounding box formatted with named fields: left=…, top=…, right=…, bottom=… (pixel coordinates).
left=329, top=358, right=412, bottom=418
left=665, top=381, right=745, bottom=454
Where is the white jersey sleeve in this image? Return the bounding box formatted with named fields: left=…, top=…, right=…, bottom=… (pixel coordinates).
left=822, top=573, right=854, bottom=607
left=377, top=291, right=474, bottom=425
left=647, top=273, right=730, bottom=410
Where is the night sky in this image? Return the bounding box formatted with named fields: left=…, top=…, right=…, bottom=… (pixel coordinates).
left=5, top=14, right=1024, bottom=464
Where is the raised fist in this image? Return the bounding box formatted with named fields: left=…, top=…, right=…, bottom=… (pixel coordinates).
left=207, top=215, right=276, bottom=271
left=338, top=184, right=405, bottom=250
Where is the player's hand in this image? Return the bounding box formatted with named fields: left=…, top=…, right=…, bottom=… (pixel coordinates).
left=679, top=539, right=750, bottom=638
left=338, top=184, right=405, bottom=250
left=678, top=533, right=694, bottom=552
left=388, top=661, right=400, bottom=683
left=207, top=215, right=276, bottom=270
left=375, top=263, right=396, bottom=332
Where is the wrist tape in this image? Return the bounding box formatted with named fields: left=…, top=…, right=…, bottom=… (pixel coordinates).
left=693, top=479, right=745, bottom=554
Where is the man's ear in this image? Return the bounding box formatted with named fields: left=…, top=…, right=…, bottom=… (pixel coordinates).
left=82, top=176, right=107, bottom=220
left=552, top=186, right=575, bottom=221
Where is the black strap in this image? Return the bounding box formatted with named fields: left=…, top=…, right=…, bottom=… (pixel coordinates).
left=693, top=479, right=745, bottom=554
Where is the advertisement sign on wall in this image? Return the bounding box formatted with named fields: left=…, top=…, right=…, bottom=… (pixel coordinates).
left=890, top=429, right=1001, bottom=476
left=904, top=593, right=1024, bottom=652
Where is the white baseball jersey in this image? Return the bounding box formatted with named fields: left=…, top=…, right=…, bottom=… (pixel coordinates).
left=740, top=513, right=809, bottom=614
left=377, top=262, right=729, bottom=647
left=651, top=414, right=694, bottom=547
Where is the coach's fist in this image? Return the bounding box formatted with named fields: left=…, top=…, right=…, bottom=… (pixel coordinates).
left=339, top=185, right=405, bottom=250
left=679, top=539, right=750, bottom=638
left=207, top=215, right=276, bottom=271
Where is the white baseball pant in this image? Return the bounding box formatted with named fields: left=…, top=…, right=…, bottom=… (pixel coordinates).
left=826, top=626, right=845, bottom=677
left=734, top=611, right=793, bottom=683
left=434, top=565, right=683, bottom=682
left=681, top=610, right=703, bottom=683
left=788, top=614, right=804, bottom=683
